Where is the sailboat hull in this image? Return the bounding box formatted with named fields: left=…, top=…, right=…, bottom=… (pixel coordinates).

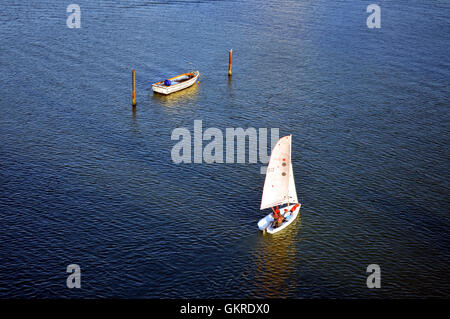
left=258, top=203, right=301, bottom=234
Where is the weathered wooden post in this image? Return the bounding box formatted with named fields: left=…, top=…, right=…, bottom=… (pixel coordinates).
left=132, top=69, right=136, bottom=107
left=228, top=49, right=233, bottom=76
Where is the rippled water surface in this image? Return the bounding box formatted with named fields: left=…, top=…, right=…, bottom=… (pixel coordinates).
left=0, top=0, right=449, bottom=298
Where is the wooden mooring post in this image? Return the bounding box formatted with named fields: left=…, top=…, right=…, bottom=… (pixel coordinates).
left=228, top=49, right=233, bottom=76
left=132, top=69, right=136, bottom=107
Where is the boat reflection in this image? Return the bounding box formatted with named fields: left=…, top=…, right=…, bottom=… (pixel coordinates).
left=151, top=82, right=199, bottom=108
left=253, top=213, right=301, bottom=298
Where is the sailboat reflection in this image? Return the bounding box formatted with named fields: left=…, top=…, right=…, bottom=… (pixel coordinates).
left=253, top=214, right=301, bottom=298
left=151, top=82, right=199, bottom=108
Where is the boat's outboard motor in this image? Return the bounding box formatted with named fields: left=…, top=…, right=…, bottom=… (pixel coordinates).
left=164, top=79, right=171, bottom=86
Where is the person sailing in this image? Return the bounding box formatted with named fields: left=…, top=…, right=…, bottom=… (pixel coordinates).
left=271, top=206, right=284, bottom=228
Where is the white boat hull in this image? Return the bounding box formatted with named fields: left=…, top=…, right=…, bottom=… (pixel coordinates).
left=257, top=203, right=301, bottom=234
left=152, top=71, right=199, bottom=95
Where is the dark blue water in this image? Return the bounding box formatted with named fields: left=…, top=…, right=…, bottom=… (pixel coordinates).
left=0, top=0, right=449, bottom=298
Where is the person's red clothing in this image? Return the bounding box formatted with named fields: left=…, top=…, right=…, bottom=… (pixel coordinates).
left=272, top=206, right=280, bottom=219
left=277, top=216, right=283, bottom=225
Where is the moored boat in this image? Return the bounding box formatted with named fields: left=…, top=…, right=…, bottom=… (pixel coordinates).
left=152, top=71, right=200, bottom=95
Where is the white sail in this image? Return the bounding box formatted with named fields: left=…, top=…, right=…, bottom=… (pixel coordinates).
left=260, top=135, right=298, bottom=210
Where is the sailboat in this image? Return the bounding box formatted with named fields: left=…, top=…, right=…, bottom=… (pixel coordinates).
left=257, top=135, right=301, bottom=234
